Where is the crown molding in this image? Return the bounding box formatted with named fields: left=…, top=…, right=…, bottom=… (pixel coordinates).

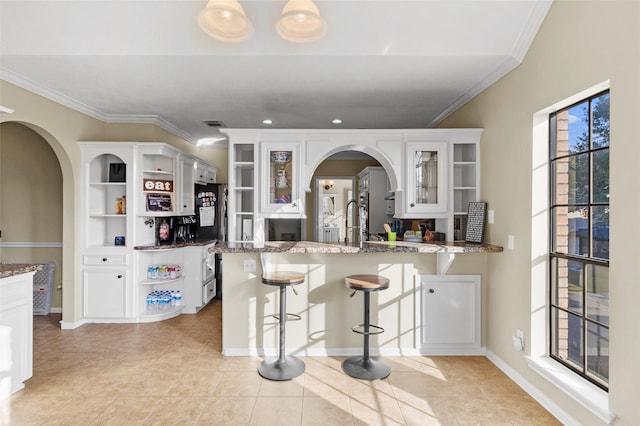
left=1, top=67, right=196, bottom=144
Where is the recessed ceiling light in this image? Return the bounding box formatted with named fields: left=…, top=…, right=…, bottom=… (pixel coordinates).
left=263, top=119, right=273, bottom=125
left=332, top=119, right=342, bottom=124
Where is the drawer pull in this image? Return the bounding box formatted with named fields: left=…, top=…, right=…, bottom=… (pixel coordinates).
left=117, top=275, right=123, bottom=279
left=102, top=258, right=108, bottom=262
left=429, top=288, right=435, bottom=294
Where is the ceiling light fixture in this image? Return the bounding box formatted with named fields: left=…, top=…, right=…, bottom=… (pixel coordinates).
left=197, top=0, right=253, bottom=42
left=332, top=119, right=342, bottom=124
left=276, top=0, right=327, bottom=43
left=262, top=119, right=273, bottom=125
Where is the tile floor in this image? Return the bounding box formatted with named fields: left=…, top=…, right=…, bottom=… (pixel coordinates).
left=2, top=301, right=559, bottom=425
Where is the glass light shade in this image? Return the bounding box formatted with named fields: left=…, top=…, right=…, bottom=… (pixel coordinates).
left=197, top=0, right=253, bottom=42
left=276, top=0, right=327, bottom=43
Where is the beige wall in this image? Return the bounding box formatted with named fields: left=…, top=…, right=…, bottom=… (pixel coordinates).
left=0, top=80, right=228, bottom=322
left=0, top=122, right=63, bottom=310
left=437, top=1, right=639, bottom=424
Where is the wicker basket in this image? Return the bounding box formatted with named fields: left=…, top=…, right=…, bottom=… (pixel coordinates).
left=33, top=263, right=55, bottom=315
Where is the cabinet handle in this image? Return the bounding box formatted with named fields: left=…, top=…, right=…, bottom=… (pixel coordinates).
left=183, top=204, right=187, bottom=208
left=410, top=203, right=415, bottom=207
left=428, top=288, right=435, bottom=294
left=102, top=258, right=108, bottom=262
left=292, top=202, right=297, bottom=207
left=117, top=275, right=123, bottom=279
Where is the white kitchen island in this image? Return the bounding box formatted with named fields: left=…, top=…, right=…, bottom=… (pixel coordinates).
left=212, top=241, right=502, bottom=357
left=0, top=264, right=39, bottom=398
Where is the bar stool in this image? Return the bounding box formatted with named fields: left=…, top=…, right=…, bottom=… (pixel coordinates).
left=342, top=274, right=391, bottom=380
left=258, top=271, right=306, bottom=381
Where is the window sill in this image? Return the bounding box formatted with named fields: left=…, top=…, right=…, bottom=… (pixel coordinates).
left=527, top=356, right=614, bottom=424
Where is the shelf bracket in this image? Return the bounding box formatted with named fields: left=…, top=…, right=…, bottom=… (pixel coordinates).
left=436, top=253, right=455, bottom=275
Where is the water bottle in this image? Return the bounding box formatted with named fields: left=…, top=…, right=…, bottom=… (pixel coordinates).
left=146, top=294, right=154, bottom=312
left=173, top=290, right=182, bottom=307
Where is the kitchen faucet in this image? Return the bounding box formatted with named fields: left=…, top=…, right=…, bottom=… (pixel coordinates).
left=344, top=199, right=364, bottom=248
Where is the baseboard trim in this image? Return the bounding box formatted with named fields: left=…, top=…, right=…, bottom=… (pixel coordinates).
left=485, top=350, right=578, bottom=425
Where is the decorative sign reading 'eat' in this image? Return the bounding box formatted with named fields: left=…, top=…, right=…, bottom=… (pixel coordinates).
left=143, top=178, right=173, bottom=193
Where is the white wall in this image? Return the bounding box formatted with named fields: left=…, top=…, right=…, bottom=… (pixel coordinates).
left=438, top=1, right=639, bottom=424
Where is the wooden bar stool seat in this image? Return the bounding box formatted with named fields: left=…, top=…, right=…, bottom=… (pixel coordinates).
left=258, top=271, right=305, bottom=381
left=342, top=274, right=391, bottom=381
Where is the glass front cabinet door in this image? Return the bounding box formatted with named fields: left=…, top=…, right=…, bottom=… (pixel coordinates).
left=405, top=142, right=448, bottom=214
left=260, top=143, right=302, bottom=215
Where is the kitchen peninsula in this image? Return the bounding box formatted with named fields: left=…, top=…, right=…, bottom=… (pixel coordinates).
left=212, top=240, right=502, bottom=357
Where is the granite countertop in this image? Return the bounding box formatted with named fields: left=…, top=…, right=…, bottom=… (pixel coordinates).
left=0, top=263, right=42, bottom=279
left=133, top=239, right=217, bottom=251
left=210, top=240, right=504, bottom=254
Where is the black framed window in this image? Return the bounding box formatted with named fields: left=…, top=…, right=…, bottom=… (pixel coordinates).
left=549, top=91, right=609, bottom=390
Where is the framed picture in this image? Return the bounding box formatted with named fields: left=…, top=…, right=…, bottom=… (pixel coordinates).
left=465, top=202, right=487, bottom=243
left=322, top=194, right=336, bottom=217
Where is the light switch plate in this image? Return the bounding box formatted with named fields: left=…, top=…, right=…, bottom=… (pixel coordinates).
left=488, top=210, right=494, bottom=224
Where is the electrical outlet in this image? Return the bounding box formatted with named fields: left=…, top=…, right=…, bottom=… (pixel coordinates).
left=488, top=210, right=494, bottom=224
left=243, top=259, right=256, bottom=273
left=512, top=329, right=525, bottom=351
left=508, top=235, right=515, bottom=250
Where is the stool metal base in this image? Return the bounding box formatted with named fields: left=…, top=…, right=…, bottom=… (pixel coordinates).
left=259, top=355, right=305, bottom=381
left=342, top=355, right=390, bottom=381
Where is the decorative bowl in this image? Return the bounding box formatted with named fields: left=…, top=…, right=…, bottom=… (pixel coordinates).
left=271, top=151, right=291, bottom=163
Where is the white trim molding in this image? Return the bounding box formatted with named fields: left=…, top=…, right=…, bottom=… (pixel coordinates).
left=0, top=242, right=63, bottom=248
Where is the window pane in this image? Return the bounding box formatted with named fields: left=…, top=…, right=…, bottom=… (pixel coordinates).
left=586, top=322, right=609, bottom=384
left=592, top=206, right=609, bottom=260
left=586, top=264, right=609, bottom=326
left=553, top=206, right=588, bottom=256
left=553, top=154, right=589, bottom=204
left=591, top=93, right=610, bottom=148
left=415, top=150, right=438, bottom=204
left=551, top=257, right=583, bottom=315
left=592, top=149, right=609, bottom=203
left=552, top=308, right=584, bottom=371
left=567, top=101, right=589, bottom=154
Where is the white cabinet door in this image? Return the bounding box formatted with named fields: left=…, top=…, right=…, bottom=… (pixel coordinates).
left=322, top=227, right=339, bottom=242
left=83, top=269, right=127, bottom=318
left=178, top=156, right=195, bottom=215
left=405, top=142, right=448, bottom=214
left=418, top=275, right=481, bottom=353
left=260, top=142, right=303, bottom=215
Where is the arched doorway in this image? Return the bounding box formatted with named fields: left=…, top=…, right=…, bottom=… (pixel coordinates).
left=0, top=121, right=69, bottom=321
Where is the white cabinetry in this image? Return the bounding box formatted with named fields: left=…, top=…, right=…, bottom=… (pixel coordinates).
left=80, top=143, right=134, bottom=321
left=135, top=248, right=185, bottom=322
left=405, top=142, right=448, bottom=215
left=229, top=142, right=256, bottom=242
left=139, top=145, right=178, bottom=217
left=417, top=275, right=481, bottom=354
left=183, top=243, right=216, bottom=313
left=83, top=267, right=128, bottom=318
left=0, top=271, right=35, bottom=398
left=321, top=227, right=339, bottom=243
left=178, top=155, right=195, bottom=215
left=452, top=143, right=479, bottom=241
left=194, top=161, right=218, bottom=185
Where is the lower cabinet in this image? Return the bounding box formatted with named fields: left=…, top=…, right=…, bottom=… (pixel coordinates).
left=83, top=269, right=128, bottom=318
left=417, top=275, right=481, bottom=354
left=0, top=271, right=35, bottom=398
left=321, top=227, right=340, bottom=243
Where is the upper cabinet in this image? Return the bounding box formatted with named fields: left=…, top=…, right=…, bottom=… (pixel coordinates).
left=138, top=145, right=178, bottom=217
left=260, top=142, right=302, bottom=216
left=222, top=129, right=482, bottom=244
left=405, top=141, right=449, bottom=215
left=80, top=143, right=134, bottom=250
left=178, top=155, right=195, bottom=215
